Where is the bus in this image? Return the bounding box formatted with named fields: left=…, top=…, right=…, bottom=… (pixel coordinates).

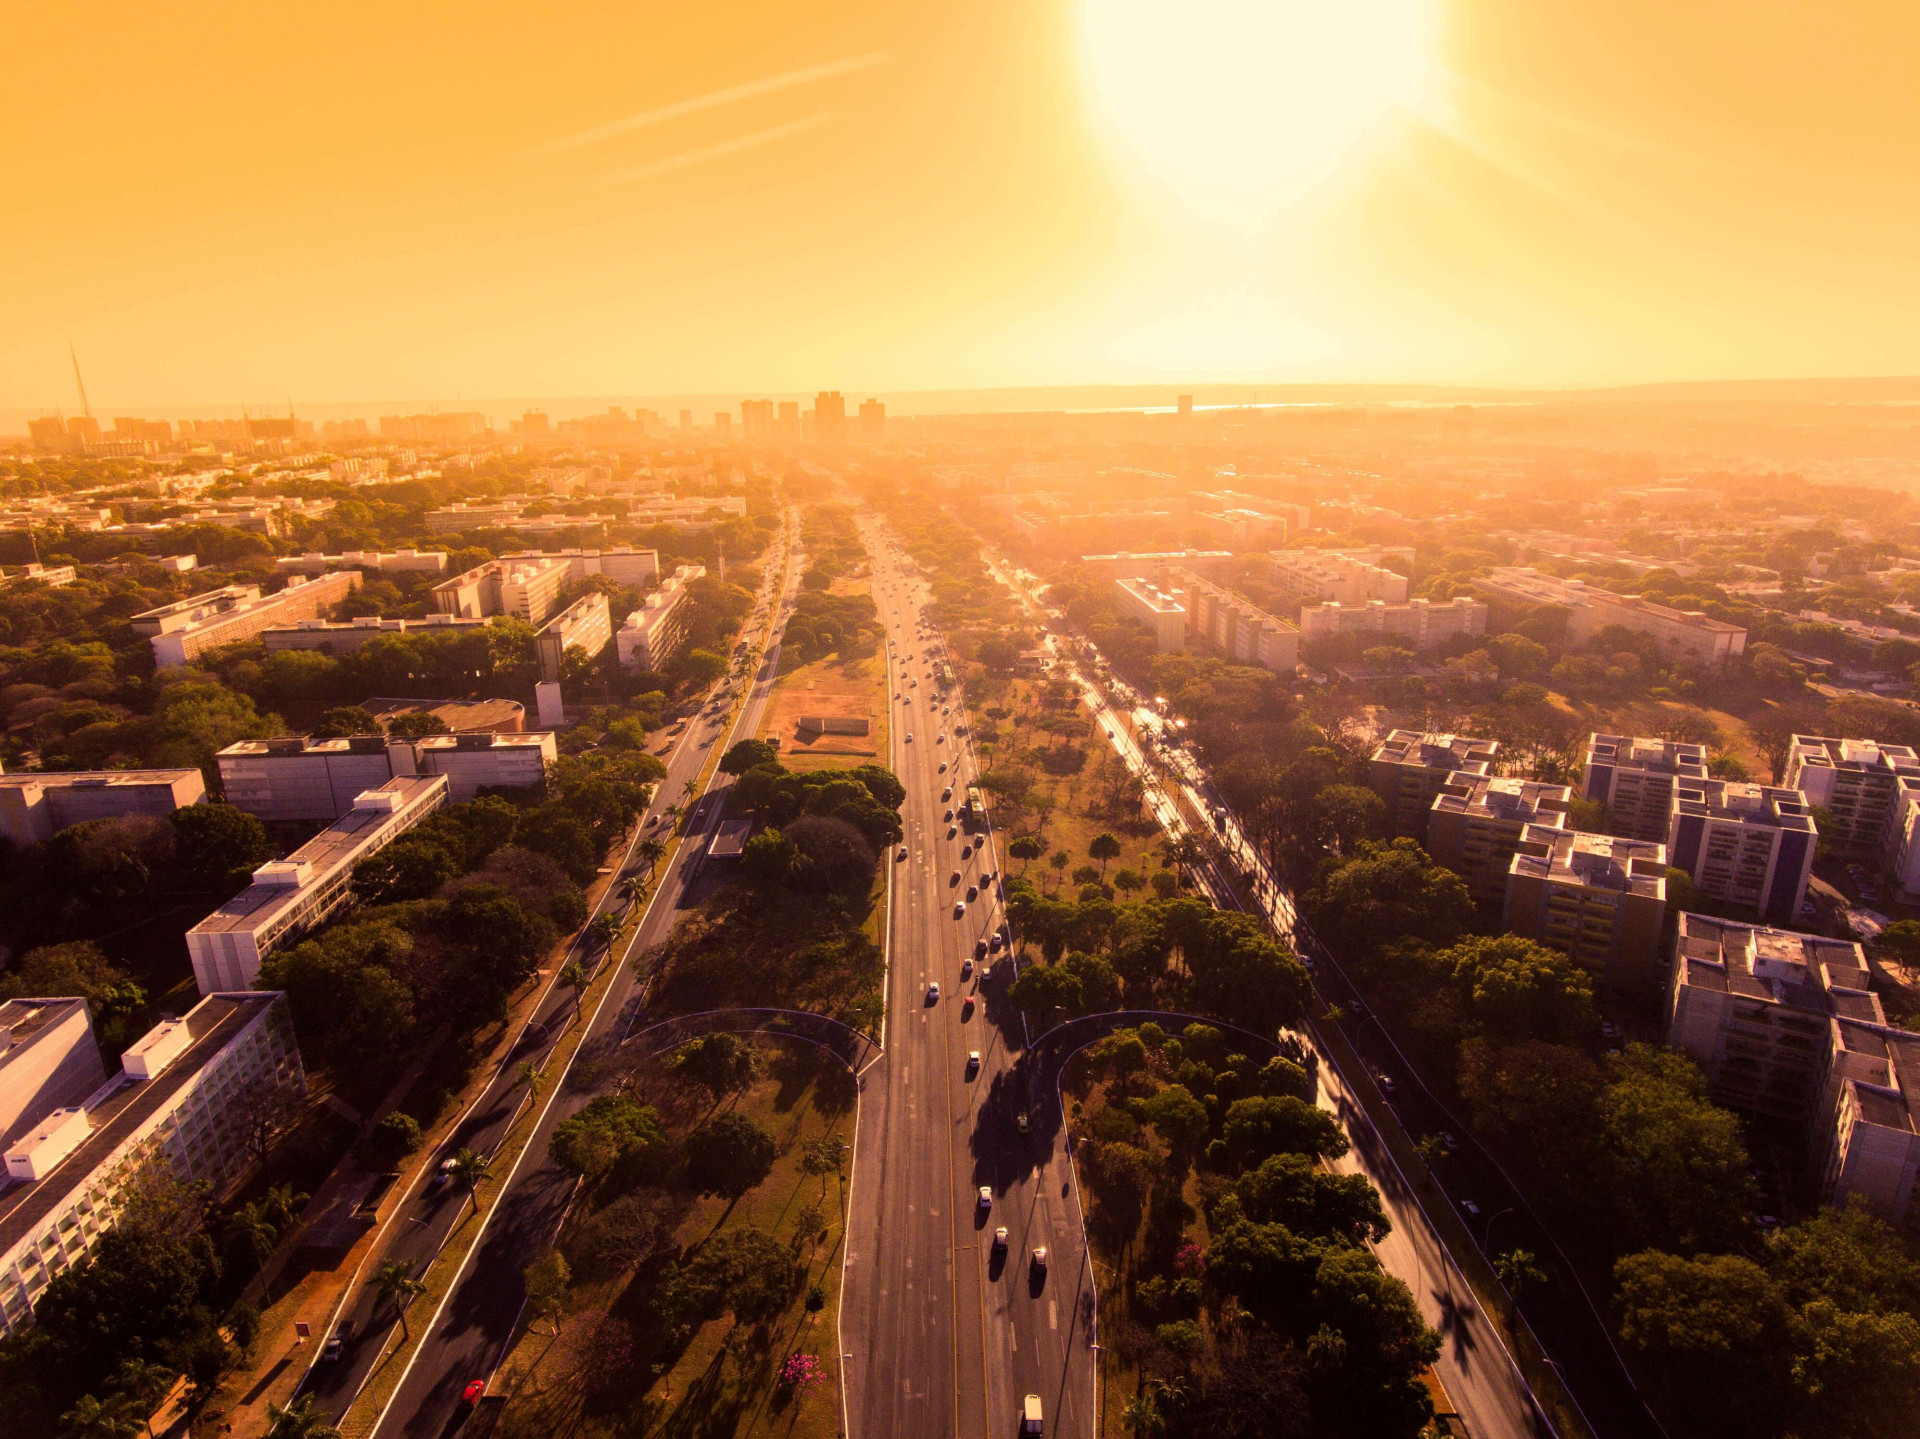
left=961, top=786, right=987, bottom=831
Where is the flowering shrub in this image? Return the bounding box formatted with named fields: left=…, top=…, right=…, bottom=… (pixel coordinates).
left=778, top=1351, right=827, bottom=1398
left=1175, top=1241, right=1206, bottom=1277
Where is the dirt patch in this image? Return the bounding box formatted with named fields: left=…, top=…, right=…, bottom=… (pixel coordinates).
left=757, top=651, right=887, bottom=772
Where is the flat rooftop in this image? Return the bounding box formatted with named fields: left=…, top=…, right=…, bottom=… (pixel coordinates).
left=1373, top=729, right=1499, bottom=770
left=0, top=768, right=201, bottom=794
left=1433, top=774, right=1570, bottom=823
left=1675, top=913, right=1875, bottom=1018
left=1511, top=825, right=1666, bottom=896
left=1588, top=733, right=1709, bottom=778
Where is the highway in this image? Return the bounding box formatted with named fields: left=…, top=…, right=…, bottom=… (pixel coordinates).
left=297, top=510, right=804, bottom=1436
left=840, top=521, right=1097, bottom=1439
left=980, top=552, right=1564, bottom=1439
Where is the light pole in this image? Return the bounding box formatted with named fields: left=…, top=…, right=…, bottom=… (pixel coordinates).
left=1485, top=1206, right=1515, bottom=1252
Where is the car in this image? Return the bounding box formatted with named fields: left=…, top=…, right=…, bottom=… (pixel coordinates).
left=1439, top=1131, right=1459, bottom=1153
left=1016, top=1112, right=1029, bottom=1134
left=939, top=761, right=948, bottom=772
left=961, top=957, right=973, bottom=979
left=978, top=1186, right=993, bottom=1210
left=1461, top=1199, right=1482, bottom=1219
left=432, top=1156, right=457, bottom=1187
left=968, top=1050, right=981, bottom=1074
left=927, top=982, right=941, bottom=1002
left=942, top=787, right=954, bottom=801
left=960, top=842, right=972, bottom=858
left=988, top=932, right=1004, bottom=952
left=962, top=995, right=975, bottom=1017
left=906, top=731, right=915, bottom=740
left=944, top=809, right=955, bottom=821
left=462, top=1380, right=486, bottom=1408
left=936, top=733, right=946, bottom=745
left=950, top=868, right=962, bottom=885
left=1023, top=1394, right=1044, bottom=1435
left=897, top=847, right=909, bottom=862
left=992, top=1225, right=1008, bottom=1251
left=954, top=900, right=967, bottom=917
left=1375, top=1073, right=1396, bottom=1095
left=323, top=1319, right=354, bottom=1361
left=966, top=885, right=978, bottom=901
left=1031, top=1246, right=1048, bottom=1271
left=975, top=938, right=989, bottom=959
left=943, top=706, right=951, bottom=715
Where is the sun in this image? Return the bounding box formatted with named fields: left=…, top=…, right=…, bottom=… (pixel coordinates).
left=1076, top=0, right=1440, bottom=224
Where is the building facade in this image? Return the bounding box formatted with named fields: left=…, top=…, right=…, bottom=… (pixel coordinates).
left=1580, top=733, right=1710, bottom=843
left=1174, top=570, right=1299, bottom=673
left=0, top=769, right=206, bottom=848
left=1785, top=735, right=1920, bottom=862
left=431, top=557, right=571, bottom=625
left=1426, top=774, right=1572, bottom=901
left=616, top=565, right=706, bottom=671
left=1264, top=549, right=1411, bottom=607
left=1504, top=825, right=1668, bottom=994
left=133, top=572, right=362, bottom=666
left=1299, top=595, right=1488, bottom=652
left=1668, top=780, right=1818, bottom=924
left=1112, top=577, right=1188, bottom=653
left=1367, top=729, right=1499, bottom=837
left=261, top=613, right=490, bottom=655
left=1476, top=567, right=1747, bottom=666
left=535, top=592, right=613, bottom=682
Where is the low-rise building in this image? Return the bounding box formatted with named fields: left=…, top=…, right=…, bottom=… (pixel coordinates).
left=0, top=564, right=76, bottom=588
left=1191, top=505, right=1290, bottom=552
left=1427, top=774, right=1571, bottom=901
left=1174, top=570, right=1298, bottom=673
left=261, top=613, right=491, bottom=654
left=424, top=500, right=524, bottom=534
left=1367, top=729, right=1499, bottom=837
left=535, top=593, right=613, bottom=682
left=360, top=697, right=525, bottom=735
left=132, top=572, right=362, bottom=666
left=0, top=991, right=304, bottom=1333
left=0, top=768, right=206, bottom=848
left=1299, top=595, right=1488, bottom=651
left=1112, top=577, right=1188, bottom=653
left=275, top=549, right=447, bottom=575
left=431, top=556, right=570, bottom=625
left=502, top=547, right=659, bottom=588
left=217, top=736, right=399, bottom=823
left=1076, top=550, right=1232, bottom=580
left=1580, top=733, right=1710, bottom=844
left=1505, top=825, right=1668, bottom=994
left=1476, top=567, right=1746, bottom=666
left=397, top=732, right=557, bottom=803
left=617, top=565, right=706, bottom=671
left=1265, top=548, right=1411, bottom=607
left=1669, top=780, right=1818, bottom=924
left=186, top=775, right=448, bottom=992
left=1785, top=735, right=1920, bottom=862
left=0, top=1000, right=106, bottom=1151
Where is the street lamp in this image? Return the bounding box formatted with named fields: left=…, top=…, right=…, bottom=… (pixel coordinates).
left=1485, top=1206, right=1515, bottom=1252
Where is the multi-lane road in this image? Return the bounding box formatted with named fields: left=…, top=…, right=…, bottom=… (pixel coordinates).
left=841, top=522, right=1097, bottom=1439
left=298, top=511, right=804, bottom=1435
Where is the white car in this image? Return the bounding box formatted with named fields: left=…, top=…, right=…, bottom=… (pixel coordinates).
left=1031, top=1246, right=1048, bottom=1271
left=992, top=1225, right=1008, bottom=1251
left=978, top=1186, right=993, bottom=1211
left=967, top=1050, right=981, bottom=1072
left=954, top=900, right=967, bottom=918
left=906, top=733, right=914, bottom=742
left=927, top=982, right=940, bottom=1002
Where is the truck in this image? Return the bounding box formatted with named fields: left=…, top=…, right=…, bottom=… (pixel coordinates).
left=1022, top=1394, right=1044, bottom=1434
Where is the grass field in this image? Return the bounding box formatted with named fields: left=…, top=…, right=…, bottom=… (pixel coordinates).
left=758, top=649, right=888, bottom=773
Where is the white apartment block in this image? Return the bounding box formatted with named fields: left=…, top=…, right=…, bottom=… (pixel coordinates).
left=0, top=769, right=206, bottom=848
left=503, top=547, right=660, bottom=588
left=617, top=565, right=706, bottom=671
left=0, top=1000, right=106, bottom=1151
left=1819, top=1017, right=1920, bottom=1233
left=1785, top=735, right=1920, bottom=863
left=186, top=775, right=448, bottom=992
left=132, top=572, right=363, bottom=667
left=1112, top=577, right=1188, bottom=653
left=218, top=736, right=399, bottom=823
left=431, top=556, right=571, bottom=625
left=1668, top=780, right=1818, bottom=925
left=1191, top=506, right=1289, bottom=552
left=1580, top=733, right=1710, bottom=844
left=536, top=593, right=613, bottom=682
left=1265, top=549, right=1411, bottom=607
left=1300, top=596, right=1488, bottom=652
left=261, top=613, right=491, bottom=655
left=1367, top=729, right=1499, bottom=837
left=1505, top=825, right=1669, bottom=995
left=1476, top=567, right=1747, bottom=666
left=424, top=500, right=525, bottom=534
left=1174, top=570, right=1299, bottom=673
left=1426, top=774, right=1571, bottom=901
left=398, top=732, right=556, bottom=803
left=275, top=549, right=447, bottom=575
left=0, top=992, right=304, bottom=1333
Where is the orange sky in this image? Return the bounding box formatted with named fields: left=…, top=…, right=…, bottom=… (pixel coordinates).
left=6, top=0, right=1920, bottom=412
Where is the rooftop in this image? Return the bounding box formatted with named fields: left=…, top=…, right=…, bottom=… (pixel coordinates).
left=1373, top=728, right=1500, bottom=771
left=1790, top=734, right=1920, bottom=773
left=1588, top=732, right=1710, bottom=779
left=1433, top=773, right=1571, bottom=824
left=1674, top=913, right=1876, bottom=1019
left=1675, top=780, right=1818, bottom=833
left=1510, top=824, right=1667, bottom=897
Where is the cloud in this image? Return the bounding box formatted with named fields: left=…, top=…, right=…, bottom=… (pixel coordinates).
left=602, top=114, right=830, bottom=185
left=537, top=53, right=886, bottom=156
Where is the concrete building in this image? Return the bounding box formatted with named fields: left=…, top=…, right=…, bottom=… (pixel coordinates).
left=1476, top=567, right=1747, bottom=666
left=1883, top=779, right=1920, bottom=904
left=1299, top=595, right=1488, bottom=652
left=217, top=736, right=399, bottom=823
left=186, top=775, right=448, bottom=992
left=398, top=732, right=556, bottom=803
left=1580, top=733, right=1710, bottom=844
left=1368, top=729, right=1499, bottom=837
left=1191, top=505, right=1289, bottom=552
left=1112, top=577, right=1188, bottom=653
left=1076, top=550, right=1233, bottom=580
left=261, top=613, right=490, bottom=655
left=0, top=1000, right=106, bottom=1151
left=0, top=992, right=304, bottom=1333
left=1427, top=774, right=1572, bottom=901
left=1785, top=735, right=1920, bottom=862
left=132, top=572, right=362, bottom=667
left=535, top=593, right=613, bottom=682
left=424, top=500, right=524, bottom=534
left=1668, top=780, right=1818, bottom=925
left=431, top=556, right=570, bottom=625
left=1175, top=570, right=1299, bottom=673
left=274, top=549, right=447, bottom=575
left=0, top=769, right=206, bottom=848
left=0, top=565, right=76, bottom=588
left=1818, top=1016, right=1920, bottom=1232
left=360, top=697, right=525, bottom=734
left=1505, top=826, right=1668, bottom=994
left=617, top=565, right=706, bottom=671
left=501, top=547, right=659, bottom=588
left=1265, top=549, right=1411, bottom=607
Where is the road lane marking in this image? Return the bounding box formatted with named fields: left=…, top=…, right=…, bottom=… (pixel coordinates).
left=1050, top=1300, right=1059, bottom=1330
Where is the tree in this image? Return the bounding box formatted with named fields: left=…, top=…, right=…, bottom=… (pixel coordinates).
left=550, top=1095, right=668, bottom=1180
left=1220, top=1096, right=1349, bottom=1170
left=1009, top=961, right=1084, bottom=1021
left=223, top=1201, right=279, bottom=1274
left=1494, top=1248, right=1546, bottom=1298
left=682, top=1225, right=801, bottom=1326
left=311, top=705, right=383, bottom=738
left=370, top=1260, right=426, bottom=1340
left=719, top=738, right=779, bottom=774
left=263, top=1395, right=343, bottom=1439
left=1615, top=1249, right=1796, bottom=1430
left=1440, top=934, right=1597, bottom=1047
left=670, top=1032, right=762, bottom=1104
left=1235, top=1153, right=1389, bottom=1245
left=684, top=1112, right=779, bottom=1199
left=1305, top=840, right=1473, bottom=961
left=448, top=1148, right=490, bottom=1215
left=1598, top=1044, right=1755, bottom=1252
left=168, top=802, right=272, bottom=887
left=1140, top=1085, right=1210, bottom=1162
left=0, top=941, right=147, bottom=1048
left=635, top=836, right=667, bottom=877
left=1457, top=1039, right=1599, bottom=1188
left=385, top=711, right=451, bottom=740
left=1009, top=833, right=1047, bottom=872
left=524, top=1249, right=570, bottom=1335
left=1089, top=831, right=1123, bottom=878
left=61, top=1392, right=143, bottom=1439
left=800, top=1135, right=848, bottom=1196
left=33, top=1226, right=220, bottom=1405
left=369, top=1111, right=423, bottom=1166
left=110, top=1358, right=175, bottom=1438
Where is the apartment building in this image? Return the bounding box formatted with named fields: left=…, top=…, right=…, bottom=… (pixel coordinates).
left=1476, top=567, right=1747, bottom=666
left=1191, top=505, right=1289, bottom=552
left=1504, top=825, right=1668, bottom=994
left=186, top=775, right=448, bottom=992
left=1112, top=577, right=1188, bottom=653
left=1300, top=596, right=1488, bottom=652
left=1174, top=570, right=1299, bottom=673
left=1367, top=729, right=1499, bottom=837
left=1666, top=915, right=1872, bottom=1124
left=132, top=572, right=362, bottom=667
left=275, top=549, right=447, bottom=575
left=217, top=736, right=399, bottom=823
left=1669, top=780, right=1818, bottom=924
left=0, top=768, right=206, bottom=848
left=1076, top=550, right=1233, bottom=580
left=1265, top=548, right=1411, bottom=607
left=261, top=613, right=490, bottom=655
left=1785, top=735, right=1920, bottom=862
left=535, top=592, right=613, bottom=682
left=397, top=732, right=556, bottom=803
left=617, top=564, right=707, bottom=671
left=431, top=556, right=570, bottom=625
left=0, top=1000, right=106, bottom=1151
left=0, top=991, right=304, bottom=1333
left=1426, top=774, right=1572, bottom=901
left=502, top=547, right=660, bottom=588
left=0, top=565, right=76, bottom=588
left=1818, top=1018, right=1920, bottom=1232
left=424, top=500, right=524, bottom=534
left=1580, top=733, right=1710, bottom=843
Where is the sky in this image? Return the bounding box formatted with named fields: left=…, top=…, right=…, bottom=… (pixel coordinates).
left=5, top=0, right=1920, bottom=413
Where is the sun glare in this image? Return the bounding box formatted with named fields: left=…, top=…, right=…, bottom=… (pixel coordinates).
left=1077, top=0, right=1439, bottom=224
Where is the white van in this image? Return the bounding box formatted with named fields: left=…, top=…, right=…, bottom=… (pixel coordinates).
left=1022, top=1394, right=1043, bottom=1434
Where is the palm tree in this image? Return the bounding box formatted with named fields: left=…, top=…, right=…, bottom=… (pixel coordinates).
left=448, top=1147, right=490, bottom=1215
left=260, top=1182, right=309, bottom=1235
left=61, top=1392, right=142, bottom=1439
left=681, top=778, right=698, bottom=802
left=1120, top=1392, right=1163, bottom=1437
left=636, top=837, right=666, bottom=877
left=223, top=1200, right=278, bottom=1274
left=263, top=1395, right=343, bottom=1439
left=516, top=1059, right=545, bottom=1107
left=370, top=1259, right=428, bottom=1341
left=559, top=959, right=591, bottom=1015
left=110, top=1359, right=174, bottom=1438
left=585, top=913, right=620, bottom=949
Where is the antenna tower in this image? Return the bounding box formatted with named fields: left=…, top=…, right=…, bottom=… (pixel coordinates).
left=68, top=342, right=92, bottom=419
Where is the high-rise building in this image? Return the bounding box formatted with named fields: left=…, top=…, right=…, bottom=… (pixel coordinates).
left=1786, top=735, right=1920, bottom=862
left=713, top=412, right=732, bottom=437
left=777, top=401, right=801, bottom=440
left=1426, top=774, right=1572, bottom=901
left=1504, top=826, right=1668, bottom=994
left=431, top=556, right=570, bottom=625
left=859, top=398, right=885, bottom=439
left=1367, top=730, right=1499, bottom=838
left=813, top=391, right=847, bottom=442
left=1668, top=780, right=1818, bottom=924
left=1111, top=577, right=1188, bottom=653
left=741, top=399, right=775, bottom=438
left=1580, top=733, right=1710, bottom=844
